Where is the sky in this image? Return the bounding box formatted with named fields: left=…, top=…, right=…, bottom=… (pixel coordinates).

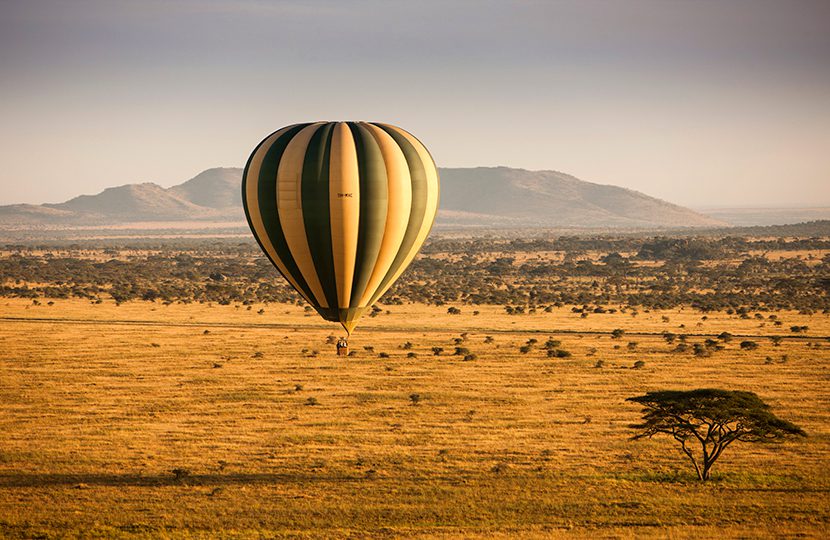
left=1, top=0, right=828, bottom=208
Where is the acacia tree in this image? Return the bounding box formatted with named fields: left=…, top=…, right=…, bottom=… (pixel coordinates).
left=627, top=389, right=806, bottom=481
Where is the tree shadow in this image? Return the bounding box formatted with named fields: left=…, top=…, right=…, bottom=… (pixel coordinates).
left=0, top=472, right=360, bottom=488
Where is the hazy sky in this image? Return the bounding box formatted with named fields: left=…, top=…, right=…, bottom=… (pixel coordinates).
left=1, top=0, right=828, bottom=208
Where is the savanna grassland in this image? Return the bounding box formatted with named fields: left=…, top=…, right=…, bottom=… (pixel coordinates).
left=0, top=231, right=829, bottom=538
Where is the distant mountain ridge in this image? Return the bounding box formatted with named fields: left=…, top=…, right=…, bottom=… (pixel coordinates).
left=0, top=166, right=725, bottom=229
left=438, top=167, right=722, bottom=228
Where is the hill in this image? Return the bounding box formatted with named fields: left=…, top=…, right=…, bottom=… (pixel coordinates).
left=438, top=167, right=722, bottom=228
left=167, top=167, right=243, bottom=211
left=44, top=182, right=215, bottom=221
left=0, top=166, right=725, bottom=229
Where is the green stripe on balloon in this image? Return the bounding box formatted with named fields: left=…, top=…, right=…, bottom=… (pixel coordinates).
left=368, top=123, right=429, bottom=306
left=348, top=122, right=388, bottom=307
left=301, top=122, right=339, bottom=312
left=255, top=124, right=317, bottom=304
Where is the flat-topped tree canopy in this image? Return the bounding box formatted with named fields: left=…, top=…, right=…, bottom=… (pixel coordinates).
left=627, top=389, right=806, bottom=481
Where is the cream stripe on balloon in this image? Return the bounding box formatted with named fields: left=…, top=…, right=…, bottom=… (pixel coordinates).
left=328, top=123, right=361, bottom=308
left=277, top=122, right=330, bottom=308
left=367, top=124, right=439, bottom=306
left=244, top=125, right=316, bottom=306
left=357, top=122, right=413, bottom=307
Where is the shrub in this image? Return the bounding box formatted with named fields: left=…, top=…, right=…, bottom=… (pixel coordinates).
left=409, top=393, right=421, bottom=405
left=454, top=347, right=470, bottom=356
left=633, top=360, right=646, bottom=369
left=432, top=347, right=444, bottom=356
left=611, top=329, right=625, bottom=339
left=740, top=341, right=759, bottom=351
left=693, top=344, right=710, bottom=357
left=171, top=468, right=191, bottom=481
left=463, top=353, right=478, bottom=361
left=544, top=338, right=561, bottom=349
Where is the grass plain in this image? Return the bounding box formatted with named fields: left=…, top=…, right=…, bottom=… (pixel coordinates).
left=0, top=297, right=828, bottom=538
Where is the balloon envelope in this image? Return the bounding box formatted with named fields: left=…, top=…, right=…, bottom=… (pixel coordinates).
left=242, top=122, right=440, bottom=334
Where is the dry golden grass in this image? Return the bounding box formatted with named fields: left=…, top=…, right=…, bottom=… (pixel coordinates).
left=0, top=299, right=828, bottom=538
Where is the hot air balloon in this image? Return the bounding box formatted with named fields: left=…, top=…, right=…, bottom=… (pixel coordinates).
left=242, top=122, right=440, bottom=336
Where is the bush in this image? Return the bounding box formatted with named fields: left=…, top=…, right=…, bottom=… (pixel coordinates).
left=463, top=353, right=478, bottom=361
left=544, top=338, right=561, bottom=349
left=454, top=347, right=470, bottom=356
left=740, top=341, right=759, bottom=351
left=611, top=329, right=625, bottom=339
left=693, top=344, right=710, bottom=357
left=633, top=360, right=646, bottom=369
left=172, top=468, right=191, bottom=481
left=432, top=347, right=444, bottom=356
